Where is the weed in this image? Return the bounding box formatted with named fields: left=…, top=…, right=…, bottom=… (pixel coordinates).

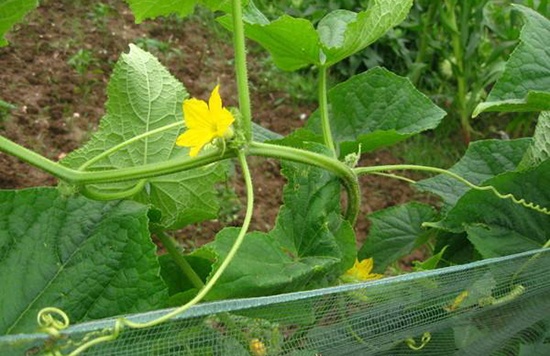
left=67, top=49, right=95, bottom=75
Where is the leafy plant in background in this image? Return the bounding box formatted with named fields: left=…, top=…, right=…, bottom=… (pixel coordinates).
left=0, top=0, right=549, bottom=354
left=67, top=48, right=96, bottom=75
left=261, top=0, right=545, bottom=141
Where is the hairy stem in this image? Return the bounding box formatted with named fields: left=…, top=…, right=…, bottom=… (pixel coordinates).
left=0, top=135, right=78, bottom=181
left=232, top=0, right=252, bottom=142
left=250, top=141, right=359, bottom=223
left=79, top=179, right=147, bottom=200
left=1, top=135, right=359, bottom=222
left=318, top=66, right=337, bottom=156
left=155, top=231, right=204, bottom=290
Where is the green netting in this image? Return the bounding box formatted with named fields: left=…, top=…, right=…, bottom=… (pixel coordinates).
left=2, top=248, right=549, bottom=355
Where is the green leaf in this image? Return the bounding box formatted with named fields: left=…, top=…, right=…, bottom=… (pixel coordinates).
left=218, top=14, right=321, bottom=71
left=308, top=67, right=446, bottom=156
left=520, top=339, right=550, bottom=355
left=134, top=164, right=226, bottom=229
left=199, top=0, right=229, bottom=12
left=413, top=246, right=447, bottom=271
left=124, top=0, right=197, bottom=23
left=319, top=0, right=413, bottom=66
left=358, top=202, right=437, bottom=273
left=428, top=160, right=550, bottom=258
left=252, top=122, right=283, bottom=142
left=200, top=0, right=249, bottom=13
left=0, top=0, right=38, bottom=47
left=218, top=0, right=412, bottom=71
left=62, top=45, right=226, bottom=230
left=518, top=111, right=550, bottom=169
left=417, top=139, right=531, bottom=209
left=465, top=225, right=544, bottom=258
left=0, top=188, right=167, bottom=335
left=194, top=145, right=356, bottom=300
left=317, top=10, right=357, bottom=49
left=473, top=6, right=550, bottom=116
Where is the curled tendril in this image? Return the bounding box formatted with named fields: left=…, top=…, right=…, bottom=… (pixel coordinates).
left=354, top=165, right=550, bottom=216
left=405, top=332, right=432, bottom=351
left=37, top=308, right=70, bottom=338
left=484, top=187, right=550, bottom=215
left=79, top=179, right=147, bottom=201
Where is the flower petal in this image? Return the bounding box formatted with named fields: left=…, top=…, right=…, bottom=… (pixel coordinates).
left=215, top=107, right=235, bottom=136
left=209, top=84, right=223, bottom=113
left=176, top=128, right=215, bottom=157
left=177, top=84, right=235, bottom=157
left=183, top=98, right=213, bottom=130
left=357, top=258, right=374, bottom=273
left=343, top=258, right=383, bottom=281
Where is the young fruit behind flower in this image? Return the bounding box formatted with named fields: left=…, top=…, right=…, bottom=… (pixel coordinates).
left=176, top=84, right=234, bottom=157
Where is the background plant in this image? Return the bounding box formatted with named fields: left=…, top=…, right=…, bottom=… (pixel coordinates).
left=255, top=0, right=545, bottom=142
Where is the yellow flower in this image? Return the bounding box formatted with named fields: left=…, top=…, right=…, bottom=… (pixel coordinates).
left=343, top=258, right=383, bottom=282
left=176, top=84, right=235, bottom=157
left=249, top=338, right=267, bottom=356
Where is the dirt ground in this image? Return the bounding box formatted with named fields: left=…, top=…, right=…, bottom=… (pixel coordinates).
left=0, top=0, right=429, bottom=259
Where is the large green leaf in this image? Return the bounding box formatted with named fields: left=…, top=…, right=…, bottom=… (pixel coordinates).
left=219, top=14, right=321, bottom=71
left=518, top=111, right=550, bottom=169
left=62, top=45, right=226, bottom=230
left=308, top=67, right=446, bottom=156
left=218, top=0, right=412, bottom=71
left=124, top=0, right=251, bottom=22
left=428, top=160, right=550, bottom=258
left=318, top=0, right=413, bottom=66
left=473, top=6, right=550, bottom=116
left=0, top=188, right=167, bottom=335
left=358, top=202, right=437, bottom=273
left=200, top=0, right=249, bottom=14
left=194, top=145, right=356, bottom=300
left=124, top=0, right=197, bottom=23
left=417, top=139, right=531, bottom=209
left=0, top=0, right=38, bottom=47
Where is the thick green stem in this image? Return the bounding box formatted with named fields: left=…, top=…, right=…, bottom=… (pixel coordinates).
left=318, top=66, right=337, bottom=156
left=249, top=141, right=359, bottom=223
left=1, top=135, right=359, bottom=222
left=0, top=135, right=78, bottom=181
left=232, top=0, right=252, bottom=142
left=79, top=179, right=147, bottom=200
left=0, top=135, right=228, bottom=185
left=155, top=231, right=204, bottom=290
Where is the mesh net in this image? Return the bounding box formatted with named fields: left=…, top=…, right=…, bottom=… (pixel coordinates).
left=2, top=248, right=549, bottom=355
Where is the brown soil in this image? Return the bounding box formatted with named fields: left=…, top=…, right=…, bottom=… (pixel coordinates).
left=0, top=0, right=429, bottom=256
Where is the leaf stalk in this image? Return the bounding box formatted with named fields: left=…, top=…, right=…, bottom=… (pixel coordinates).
left=318, top=65, right=337, bottom=156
